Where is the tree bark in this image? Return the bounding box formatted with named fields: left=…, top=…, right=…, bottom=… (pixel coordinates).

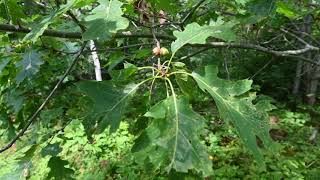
left=293, top=60, right=303, bottom=95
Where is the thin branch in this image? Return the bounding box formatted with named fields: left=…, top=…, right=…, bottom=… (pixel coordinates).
left=85, top=42, right=170, bottom=53
left=223, top=50, right=230, bottom=80
left=1, top=23, right=319, bottom=63
left=249, top=57, right=275, bottom=79
left=308, top=3, right=320, bottom=8
left=288, top=29, right=320, bottom=46
left=193, top=42, right=319, bottom=58
left=66, top=10, right=86, bottom=32
left=151, top=9, right=160, bottom=48
left=181, top=0, right=206, bottom=25
left=280, top=28, right=312, bottom=46
left=0, top=23, right=175, bottom=40
left=0, top=42, right=87, bottom=153
left=178, top=47, right=210, bottom=61
left=286, top=55, right=320, bottom=65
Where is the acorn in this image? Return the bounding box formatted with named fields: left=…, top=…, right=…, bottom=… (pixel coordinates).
left=152, top=47, right=161, bottom=56
left=160, top=47, right=169, bottom=56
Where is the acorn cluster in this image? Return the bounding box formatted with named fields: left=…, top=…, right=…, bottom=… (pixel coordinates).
left=152, top=47, right=169, bottom=56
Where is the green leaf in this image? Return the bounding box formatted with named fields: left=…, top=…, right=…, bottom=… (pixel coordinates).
left=5, top=89, right=25, bottom=113
left=0, top=161, right=30, bottom=180
left=171, top=22, right=236, bottom=54
left=247, top=0, right=276, bottom=21
left=109, top=63, right=138, bottom=83
left=73, top=0, right=96, bottom=8
left=40, top=108, right=64, bottom=125
left=191, top=65, right=275, bottom=164
left=77, top=81, right=140, bottom=136
left=175, top=73, right=199, bottom=100
left=146, top=0, right=177, bottom=13
left=0, top=58, right=10, bottom=74
left=16, top=145, right=38, bottom=169
left=107, top=52, right=125, bottom=71
left=15, top=50, right=43, bottom=84
left=133, top=97, right=213, bottom=176
left=0, top=0, right=24, bottom=24
left=235, top=0, right=251, bottom=5
left=23, top=0, right=77, bottom=42
left=47, top=156, right=74, bottom=180
left=41, top=143, right=62, bottom=157
left=276, top=2, right=299, bottom=19
left=82, top=0, right=129, bottom=41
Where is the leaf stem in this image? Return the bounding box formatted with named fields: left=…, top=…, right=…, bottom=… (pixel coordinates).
left=165, top=78, right=179, bottom=171
left=137, top=66, right=157, bottom=71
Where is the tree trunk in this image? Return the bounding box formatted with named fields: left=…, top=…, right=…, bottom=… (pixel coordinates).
left=293, top=60, right=303, bottom=95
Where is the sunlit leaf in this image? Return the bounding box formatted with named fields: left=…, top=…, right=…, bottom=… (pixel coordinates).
left=23, top=0, right=77, bottom=42
left=276, top=2, right=298, bottom=19
left=171, top=22, right=236, bottom=54
left=82, top=0, right=129, bottom=41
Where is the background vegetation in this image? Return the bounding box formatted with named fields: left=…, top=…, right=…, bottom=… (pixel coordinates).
left=0, top=0, right=319, bottom=179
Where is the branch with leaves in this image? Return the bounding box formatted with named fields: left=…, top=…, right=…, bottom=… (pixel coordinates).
left=0, top=42, right=87, bottom=153
left=1, top=23, right=318, bottom=64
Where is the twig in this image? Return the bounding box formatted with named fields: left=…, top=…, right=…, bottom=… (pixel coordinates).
left=249, top=57, right=275, bottom=79
left=181, top=0, right=206, bottom=26
left=66, top=10, right=86, bottom=32
left=0, top=23, right=319, bottom=62
left=223, top=50, right=230, bottom=80
left=193, top=42, right=319, bottom=59
left=178, top=47, right=210, bottom=61
left=0, top=23, right=175, bottom=40
left=0, top=42, right=87, bottom=153
left=286, top=55, right=320, bottom=66
left=308, top=3, right=320, bottom=8
left=287, top=29, right=320, bottom=46
left=45, top=119, right=73, bottom=145
left=85, top=42, right=170, bottom=53
left=151, top=9, right=160, bottom=48
left=281, top=28, right=313, bottom=46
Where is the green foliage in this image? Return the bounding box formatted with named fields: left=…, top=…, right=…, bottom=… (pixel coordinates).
left=23, top=0, right=77, bottom=42
left=83, top=0, right=129, bottom=41
left=171, top=21, right=236, bottom=54
left=0, top=0, right=319, bottom=179
left=15, top=50, right=43, bottom=84
left=133, top=97, right=213, bottom=176
left=192, top=65, right=275, bottom=163
left=47, top=156, right=75, bottom=180
left=77, top=81, right=140, bottom=136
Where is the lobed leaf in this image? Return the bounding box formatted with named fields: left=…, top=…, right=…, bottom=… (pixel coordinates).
left=191, top=65, right=275, bottom=164
left=77, top=81, right=140, bottom=137
left=171, top=21, right=236, bottom=54
left=133, top=97, right=213, bottom=176
left=82, top=0, right=129, bottom=41
left=23, top=0, right=77, bottom=42
left=47, top=156, right=74, bottom=180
